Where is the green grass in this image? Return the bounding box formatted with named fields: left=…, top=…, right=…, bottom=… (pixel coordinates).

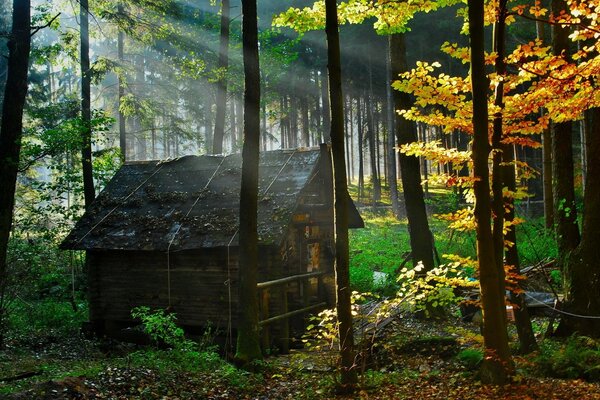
left=348, top=189, right=557, bottom=294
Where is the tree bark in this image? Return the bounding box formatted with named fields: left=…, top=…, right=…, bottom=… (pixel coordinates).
left=0, top=0, right=11, bottom=122
left=505, top=144, right=538, bottom=353
left=365, top=87, right=381, bottom=203
left=555, top=107, right=600, bottom=337
left=468, top=0, right=513, bottom=383
left=320, top=66, right=331, bottom=142
left=492, top=0, right=537, bottom=353
left=117, top=3, right=127, bottom=161
left=325, top=0, right=357, bottom=390
left=80, top=0, right=95, bottom=208
left=0, top=0, right=31, bottom=348
left=390, top=33, right=435, bottom=271
left=212, top=0, right=230, bottom=154
left=301, top=92, right=310, bottom=147
left=385, top=39, right=400, bottom=217
left=356, top=95, right=364, bottom=201
left=235, top=0, right=262, bottom=364
left=551, top=0, right=580, bottom=259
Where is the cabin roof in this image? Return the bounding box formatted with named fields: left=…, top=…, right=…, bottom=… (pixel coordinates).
left=61, top=147, right=363, bottom=251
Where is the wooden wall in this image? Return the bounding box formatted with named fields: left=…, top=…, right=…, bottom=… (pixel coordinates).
left=89, top=246, right=278, bottom=332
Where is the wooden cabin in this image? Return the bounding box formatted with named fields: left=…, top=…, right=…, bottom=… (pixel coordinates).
left=61, top=145, right=363, bottom=349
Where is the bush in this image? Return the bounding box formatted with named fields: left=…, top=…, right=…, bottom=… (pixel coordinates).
left=8, top=299, right=87, bottom=339
left=535, top=336, right=600, bottom=381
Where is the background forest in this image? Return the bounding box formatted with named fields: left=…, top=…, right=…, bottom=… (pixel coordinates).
left=1, top=0, right=599, bottom=398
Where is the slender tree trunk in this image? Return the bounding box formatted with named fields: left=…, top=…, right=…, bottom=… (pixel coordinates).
left=469, top=0, right=512, bottom=383
left=551, top=0, right=580, bottom=261
left=212, top=0, right=230, bottom=154
left=491, top=0, right=507, bottom=304
left=230, top=96, right=237, bottom=150
left=0, top=0, right=31, bottom=348
left=357, top=96, right=364, bottom=201
left=301, top=93, right=310, bottom=147
left=555, top=107, right=600, bottom=337
left=345, top=95, right=351, bottom=178
left=325, top=0, right=357, bottom=389
left=505, top=144, right=538, bottom=352
left=134, top=54, right=146, bottom=160
left=80, top=0, right=95, bottom=208
left=321, top=67, right=331, bottom=141
left=349, top=95, right=354, bottom=182
left=117, top=3, right=127, bottom=161
left=235, top=0, right=262, bottom=364
left=390, top=33, right=435, bottom=271
left=386, top=40, right=400, bottom=216
left=491, top=0, right=537, bottom=353
left=365, top=87, right=381, bottom=202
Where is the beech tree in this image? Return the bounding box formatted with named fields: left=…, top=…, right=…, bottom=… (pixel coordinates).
left=235, top=0, right=262, bottom=364
left=0, top=0, right=31, bottom=347
left=324, top=0, right=357, bottom=389
left=468, top=0, right=513, bottom=383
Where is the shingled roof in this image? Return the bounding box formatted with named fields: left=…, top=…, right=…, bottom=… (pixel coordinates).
left=61, top=148, right=362, bottom=251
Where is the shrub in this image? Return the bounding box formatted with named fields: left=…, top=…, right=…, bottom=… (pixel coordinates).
left=131, top=306, right=192, bottom=350
left=8, top=299, right=87, bottom=339
left=535, top=336, right=600, bottom=381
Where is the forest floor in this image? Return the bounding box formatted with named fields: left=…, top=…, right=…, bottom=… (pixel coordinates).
left=3, top=313, right=600, bottom=399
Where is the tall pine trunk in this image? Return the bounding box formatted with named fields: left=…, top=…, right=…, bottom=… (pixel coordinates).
left=212, top=0, right=230, bottom=154
left=0, top=0, right=31, bottom=348
left=117, top=3, right=126, bottom=160
left=235, top=0, right=262, bottom=364
left=80, top=0, right=95, bottom=208
left=468, top=0, right=513, bottom=383
left=365, top=88, right=381, bottom=203
left=390, top=33, right=435, bottom=271
left=357, top=95, right=364, bottom=201
left=324, top=0, right=357, bottom=390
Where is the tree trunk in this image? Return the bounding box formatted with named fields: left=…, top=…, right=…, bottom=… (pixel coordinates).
left=320, top=67, right=331, bottom=142
left=80, top=0, right=95, bottom=208
left=551, top=0, right=580, bottom=260
left=390, top=33, right=435, bottom=271
left=386, top=39, right=400, bottom=217
left=0, top=0, right=31, bottom=348
left=555, top=107, right=600, bottom=337
left=365, top=88, right=381, bottom=203
left=231, top=97, right=238, bottom=150
left=301, top=93, right=310, bottom=147
left=117, top=3, right=127, bottom=161
left=357, top=95, right=364, bottom=201
left=468, top=0, right=513, bottom=384
left=212, top=0, right=230, bottom=154
left=235, top=0, right=262, bottom=364
left=505, top=144, right=538, bottom=353
left=491, top=0, right=507, bottom=308
left=492, top=2, right=537, bottom=353
left=324, top=0, right=357, bottom=390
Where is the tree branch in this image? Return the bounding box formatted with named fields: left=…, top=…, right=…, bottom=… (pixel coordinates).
left=30, top=13, right=61, bottom=37
left=509, top=12, right=600, bottom=35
